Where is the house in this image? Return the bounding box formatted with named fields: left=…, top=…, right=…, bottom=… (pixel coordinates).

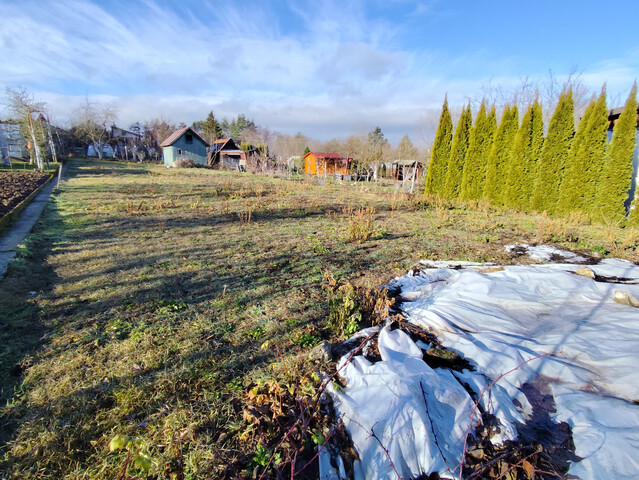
left=607, top=105, right=639, bottom=211
left=207, top=138, right=248, bottom=170
left=0, top=121, right=27, bottom=160
left=160, top=127, right=209, bottom=167
left=110, top=125, right=144, bottom=160
left=303, top=152, right=352, bottom=179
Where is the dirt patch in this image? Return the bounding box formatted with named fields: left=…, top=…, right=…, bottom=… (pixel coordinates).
left=0, top=171, right=50, bottom=218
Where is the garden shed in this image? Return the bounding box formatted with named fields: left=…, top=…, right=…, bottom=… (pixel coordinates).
left=160, top=127, right=209, bottom=167
left=304, top=152, right=352, bottom=179
left=207, top=138, right=246, bottom=170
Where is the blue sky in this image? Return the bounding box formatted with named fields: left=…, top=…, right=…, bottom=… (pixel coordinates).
left=0, top=0, right=637, bottom=145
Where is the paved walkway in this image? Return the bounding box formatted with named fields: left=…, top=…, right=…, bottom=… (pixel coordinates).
left=0, top=167, right=64, bottom=278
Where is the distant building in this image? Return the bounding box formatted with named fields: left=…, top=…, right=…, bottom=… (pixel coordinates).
left=303, top=152, right=352, bottom=179
left=0, top=121, right=27, bottom=160
left=207, top=138, right=248, bottom=170
left=160, top=127, right=209, bottom=167
left=110, top=125, right=143, bottom=160
left=391, top=159, right=424, bottom=182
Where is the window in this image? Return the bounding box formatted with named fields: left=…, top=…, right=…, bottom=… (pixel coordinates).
left=185, top=133, right=193, bottom=144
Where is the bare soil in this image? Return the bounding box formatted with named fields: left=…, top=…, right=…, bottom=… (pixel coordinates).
left=0, top=171, right=50, bottom=217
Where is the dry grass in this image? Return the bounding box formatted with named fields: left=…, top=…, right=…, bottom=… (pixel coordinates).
left=0, top=158, right=637, bottom=479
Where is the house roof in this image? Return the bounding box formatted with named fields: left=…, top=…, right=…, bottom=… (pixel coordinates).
left=393, top=159, right=424, bottom=166
left=608, top=105, right=639, bottom=129
left=303, top=152, right=345, bottom=160
left=111, top=126, right=141, bottom=139
left=211, top=137, right=241, bottom=152
left=160, top=127, right=209, bottom=147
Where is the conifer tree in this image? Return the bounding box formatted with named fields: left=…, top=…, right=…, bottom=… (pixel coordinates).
left=484, top=105, right=519, bottom=205
left=443, top=103, right=472, bottom=199
left=530, top=89, right=575, bottom=213
left=588, top=88, right=612, bottom=200
left=529, top=99, right=545, bottom=186
left=397, top=134, right=419, bottom=159
left=505, top=103, right=534, bottom=209
left=593, top=83, right=638, bottom=223
left=558, top=87, right=608, bottom=215
left=424, top=97, right=453, bottom=196
left=556, top=96, right=596, bottom=214
left=461, top=100, right=495, bottom=201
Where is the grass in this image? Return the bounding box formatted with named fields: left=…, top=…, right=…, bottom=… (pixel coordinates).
left=0, top=158, right=61, bottom=174
left=0, top=157, right=637, bottom=479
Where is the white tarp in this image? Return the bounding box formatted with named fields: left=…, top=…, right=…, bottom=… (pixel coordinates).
left=329, top=256, right=639, bottom=479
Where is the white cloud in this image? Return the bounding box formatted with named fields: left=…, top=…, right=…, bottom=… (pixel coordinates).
left=0, top=1, right=637, bottom=146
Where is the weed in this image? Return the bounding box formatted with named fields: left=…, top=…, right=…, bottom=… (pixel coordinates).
left=109, top=434, right=154, bottom=479
left=251, top=444, right=281, bottom=469
left=535, top=212, right=577, bottom=243
left=238, top=200, right=254, bottom=224
left=346, top=206, right=376, bottom=242
left=308, top=235, right=329, bottom=254
left=246, top=325, right=266, bottom=340
left=295, top=331, right=321, bottom=348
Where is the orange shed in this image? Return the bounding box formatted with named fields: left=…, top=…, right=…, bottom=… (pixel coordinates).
left=304, top=152, right=352, bottom=178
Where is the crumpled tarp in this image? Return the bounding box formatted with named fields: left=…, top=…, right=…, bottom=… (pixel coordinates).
left=329, top=326, right=473, bottom=479
left=327, top=257, right=639, bottom=479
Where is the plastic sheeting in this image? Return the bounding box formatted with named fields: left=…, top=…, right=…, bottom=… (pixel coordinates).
left=396, top=258, right=639, bottom=479
left=328, top=257, right=639, bottom=479
left=329, top=326, right=473, bottom=479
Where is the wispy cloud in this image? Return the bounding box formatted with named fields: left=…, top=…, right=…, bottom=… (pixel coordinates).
left=1, top=0, right=637, bottom=144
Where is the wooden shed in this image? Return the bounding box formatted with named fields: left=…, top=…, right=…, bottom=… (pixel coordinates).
left=160, top=127, right=209, bottom=167
left=207, top=138, right=247, bottom=170
left=304, top=152, right=352, bottom=179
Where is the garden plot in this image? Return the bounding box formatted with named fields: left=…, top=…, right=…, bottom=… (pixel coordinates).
left=328, top=257, right=639, bottom=479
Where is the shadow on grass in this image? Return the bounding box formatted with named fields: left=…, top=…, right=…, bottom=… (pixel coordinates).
left=0, top=205, right=64, bottom=445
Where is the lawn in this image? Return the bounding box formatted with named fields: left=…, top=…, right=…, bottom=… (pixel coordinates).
left=0, top=158, right=637, bottom=479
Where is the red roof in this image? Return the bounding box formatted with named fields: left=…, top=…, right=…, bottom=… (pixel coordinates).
left=304, top=152, right=345, bottom=160
left=160, top=127, right=209, bottom=147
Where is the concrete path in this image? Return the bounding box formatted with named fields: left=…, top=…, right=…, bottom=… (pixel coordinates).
left=0, top=167, right=64, bottom=278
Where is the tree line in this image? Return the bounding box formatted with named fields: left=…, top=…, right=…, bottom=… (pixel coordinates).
left=425, top=83, right=639, bottom=225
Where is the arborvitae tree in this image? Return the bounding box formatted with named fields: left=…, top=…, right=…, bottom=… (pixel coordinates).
left=593, top=83, right=638, bottom=223
left=529, top=99, right=545, bottom=177
left=530, top=89, right=575, bottom=213
left=505, top=98, right=544, bottom=211
left=424, top=97, right=453, bottom=195
left=588, top=89, right=612, bottom=201
left=443, top=103, right=472, bottom=199
left=558, top=87, right=609, bottom=215
left=483, top=105, right=519, bottom=205
left=556, top=96, right=596, bottom=214
left=505, top=103, right=533, bottom=209
left=461, top=100, right=495, bottom=201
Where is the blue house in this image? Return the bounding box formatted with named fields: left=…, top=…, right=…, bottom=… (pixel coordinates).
left=160, top=127, right=209, bottom=167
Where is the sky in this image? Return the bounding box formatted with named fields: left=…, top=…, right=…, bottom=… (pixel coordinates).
left=0, top=0, right=638, bottom=146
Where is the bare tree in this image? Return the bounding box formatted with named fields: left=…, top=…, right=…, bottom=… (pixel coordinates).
left=6, top=87, right=47, bottom=170
left=73, top=97, right=117, bottom=159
